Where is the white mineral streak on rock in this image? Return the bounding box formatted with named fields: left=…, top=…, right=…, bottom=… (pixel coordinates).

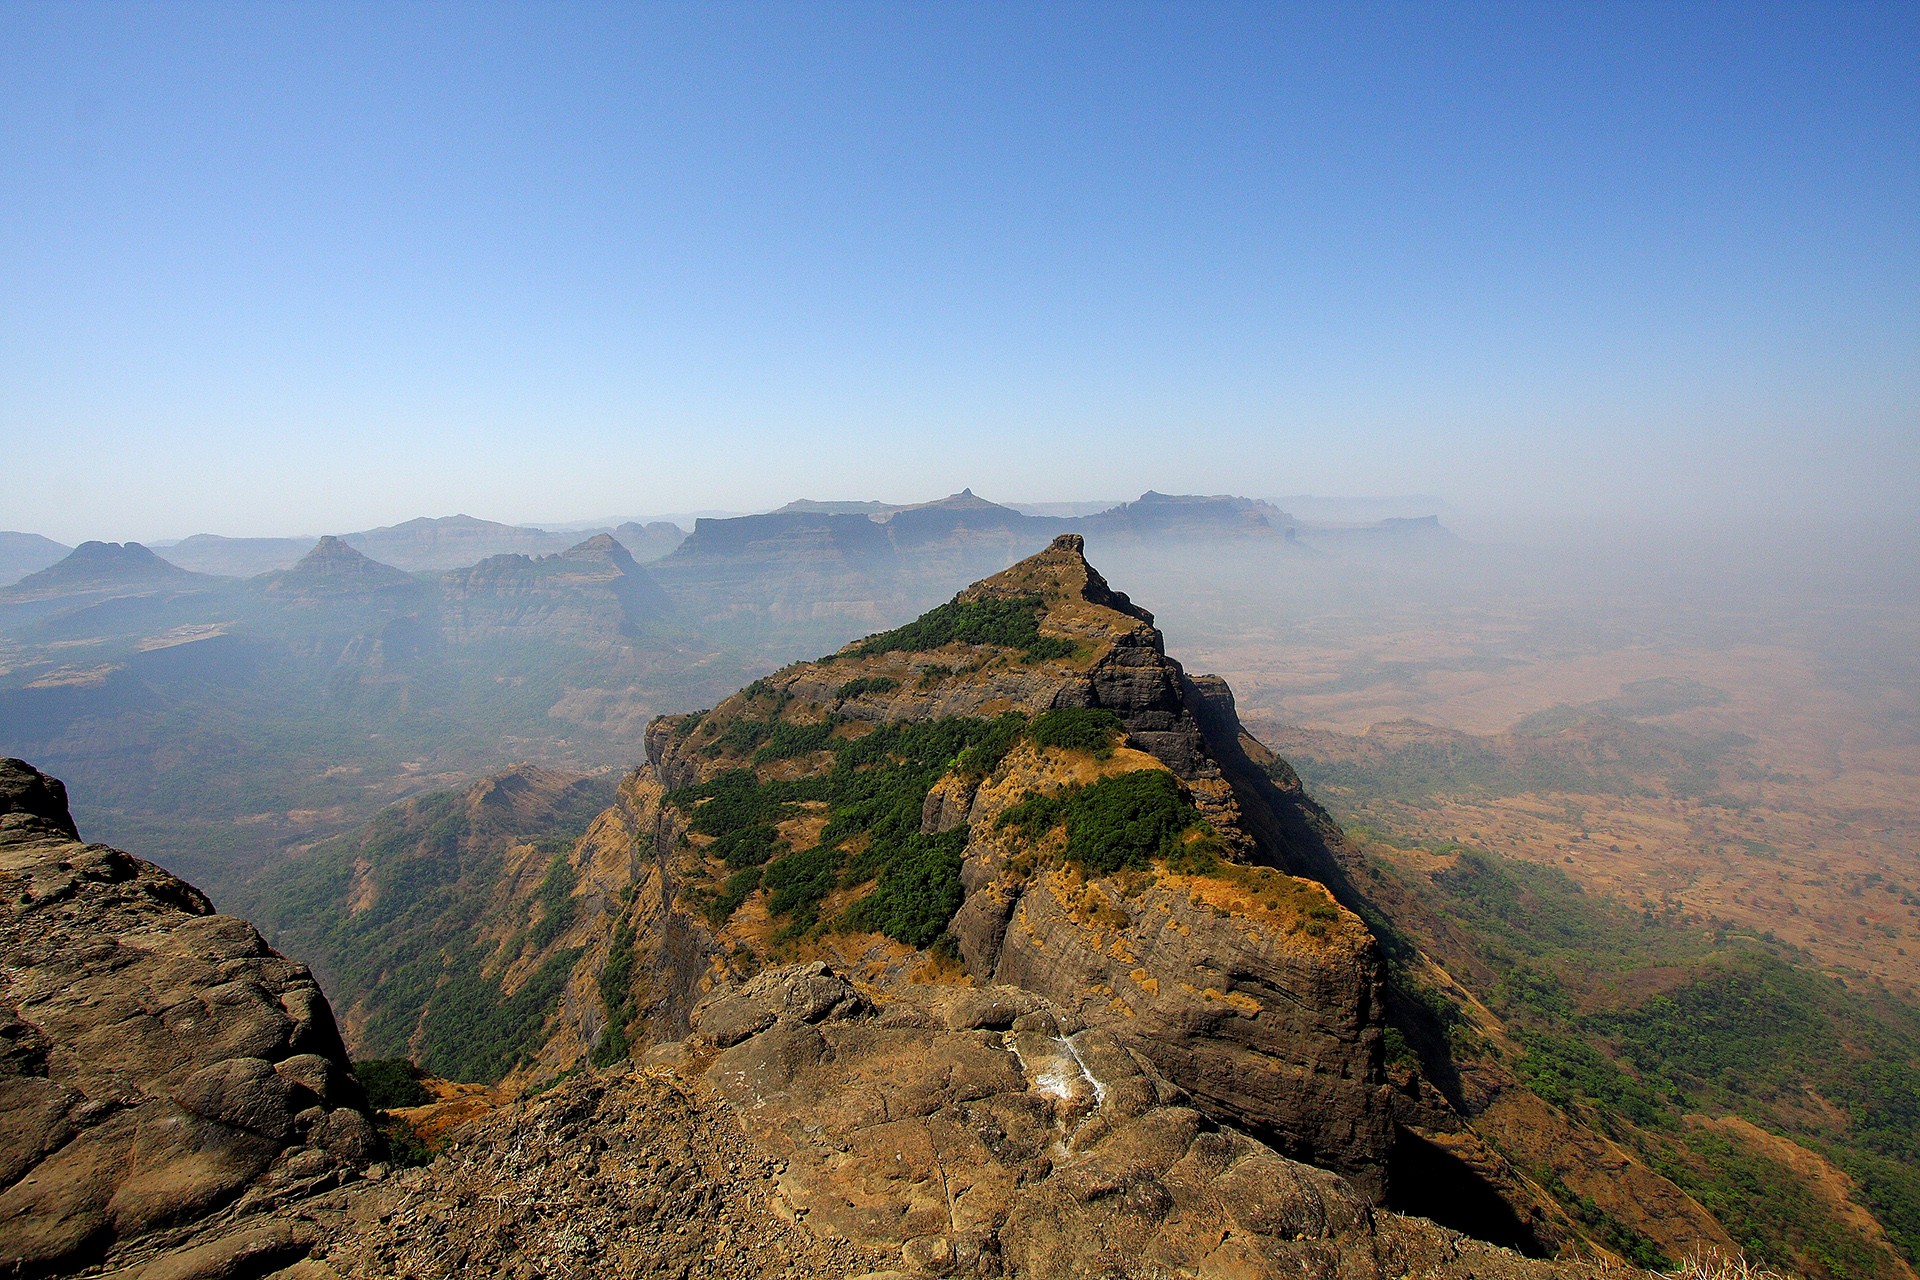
left=1001, top=1029, right=1104, bottom=1107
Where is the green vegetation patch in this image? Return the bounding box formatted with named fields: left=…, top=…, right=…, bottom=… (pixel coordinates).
left=762, top=843, right=844, bottom=932
left=851, top=595, right=1075, bottom=663
left=1355, top=835, right=1920, bottom=1278
left=419, top=942, right=584, bottom=1083
left=237, top=777, right=611, bottom=1085
left=1028, top=706, right=1126, bottom=758
left=354, top=1057, right=432, bottom=1110
left=669, top=768, right=824, bottom=835
left=529, top=852, right=578, bottom=948
left=591, top=914, right=640, bottom=1066
left=1000, top=769, right=1201, bottom=875
left=840, top=828, right=969, bottom=947
left=668, top=713, right=1028, bottom=943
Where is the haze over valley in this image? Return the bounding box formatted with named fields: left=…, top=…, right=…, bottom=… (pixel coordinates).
left=3, top=5, right=1915, bottom=1279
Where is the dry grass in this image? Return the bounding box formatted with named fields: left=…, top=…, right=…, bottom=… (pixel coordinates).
left=1662, top=1248, right=1795, bottom=1280
left=1581, top=1248, right=1797, bottom=1280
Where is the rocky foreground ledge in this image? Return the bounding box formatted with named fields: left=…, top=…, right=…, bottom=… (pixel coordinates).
left=126, top=965, right=1616, bottom=1280
left=0, top=759, right=376, bottom=1277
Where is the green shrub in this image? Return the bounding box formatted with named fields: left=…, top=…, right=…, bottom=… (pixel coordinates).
left=376, top=1114, right=434, bottom=1167
left=711, top=822, right=782, bottom=870
left=529, top=852, right=577, bottom=948
left=999, top=770, right=1201, bottom=875
left=752, top=718, right=840, bottom=762
left=763, top=844, right=843, bottom=933
left=678, top=713, right=1026, bottom=946
left=592, top=916, right=640, bottom=1065
left=1030, top=707, right=1126, bottom=758
left=851, top=595, right=1074, bottom=662
left=840, top=829, right=968, bottom=947
left=954, top=712, right=1028, bottom=781
left=668, top=769, right=822, bottom=835
left=355, top=1057, right=431, bottom=1110
left=419, top=944, right=583, bottom=1083
left=706, top=867, right=762, bottom=924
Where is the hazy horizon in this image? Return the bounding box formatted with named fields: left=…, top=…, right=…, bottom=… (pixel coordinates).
left=4, top=3, right=1914, bottom=544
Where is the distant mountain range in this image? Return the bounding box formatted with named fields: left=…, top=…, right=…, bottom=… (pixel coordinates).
left=141, top=515, right=691, bottom=579
left=0, top=489, right=1451, bottom=893
left=0, top=531, right=75, bottom=586
left=2, top=490, right=1447, bottom=588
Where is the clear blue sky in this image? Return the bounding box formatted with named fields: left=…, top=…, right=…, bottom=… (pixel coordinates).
left=2, top=1, right=1915, bottom=541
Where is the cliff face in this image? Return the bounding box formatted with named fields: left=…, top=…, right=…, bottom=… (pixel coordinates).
left=234, top=764, right=619, bottom=1078
left=612, top=535, right=1394, bottom=1190
left=437, top=533, right=669, bottom=643
left=0, top=758, right=377, bottom=1277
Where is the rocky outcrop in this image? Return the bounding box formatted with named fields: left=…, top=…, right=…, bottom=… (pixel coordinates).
left=624, top=535, right=1400, bottom=1192
left=0, top=758, right=376, bottom=1277
left=650, top=964, right=1594, bottom=1280
left=979, top=864, right=1389, bottom=1191
left=122, top=963, right=1605, bottom=1279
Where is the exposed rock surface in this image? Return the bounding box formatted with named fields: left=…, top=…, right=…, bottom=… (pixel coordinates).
left=99, top=964, right=1617, bottom=1280
left=0, top=758, right=376, bottom=1277
left=670, top=965, right=1597, bottom=1280
left=628, top=535, right=1395, bottom=1189
left=0, top=760, right=1618, bottom=1280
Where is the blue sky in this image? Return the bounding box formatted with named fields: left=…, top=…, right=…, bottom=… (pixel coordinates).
left=2, top=2, right=1915, bottom=541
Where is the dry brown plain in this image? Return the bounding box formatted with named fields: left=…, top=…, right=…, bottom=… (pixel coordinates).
left=1103, top=535, right=1920, bottom=996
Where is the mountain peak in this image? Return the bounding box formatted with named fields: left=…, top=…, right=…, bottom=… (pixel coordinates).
left=563, top=532, right=635, bottom=566
left=964, top=531, right=1151, bottom=624
left=266, top=535, right=411, bottom=592
left=305, top=534, right=374, bottom=564
left=2, top=540, right=204, bottom=597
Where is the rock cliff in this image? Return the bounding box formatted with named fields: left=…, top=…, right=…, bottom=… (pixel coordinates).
left=438, top=533, right=669, bottom=642
left=612, top=535, right=1394, bottom=1190
left=0, top=758, right=377, bottom=1277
